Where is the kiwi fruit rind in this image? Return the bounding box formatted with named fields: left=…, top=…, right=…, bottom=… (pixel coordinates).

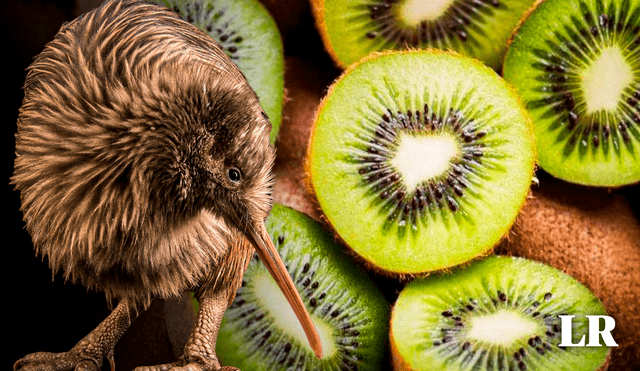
left=151, top=0, right=284, bottom=143
left=272, top=57, right=339, bottom=221
left=310, top=0, right=537, bottom=69
left=216, top=203, right=390, bottom=370
left=390, top=255, right=611, bottom=371
left=497, top=177, right=640, bottom=370
left=503, top=0, right=640, bottom=187
left=275, top=56, right=340, bottom=164
left=306, top=49, right=536, bottom=275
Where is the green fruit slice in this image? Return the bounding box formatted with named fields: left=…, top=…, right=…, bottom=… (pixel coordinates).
left=390, top=256, right=611, bottom=371
left=503, top=0, right=640, bottom=186
left=217, top=204, right=389, bottom=370
left=152, top=0, right=284, bottom=143
left=311, top=0, right=537, bottom=69
left=307, top=50, right=536, bottom=275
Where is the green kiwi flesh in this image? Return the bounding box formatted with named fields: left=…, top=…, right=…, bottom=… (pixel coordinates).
left=314, top=0, right=537, bottom=69
left=503, top=0, right=640, bottom=186
left=391, top=255, right=610, bottom=371
left=307, top=50, right=536, bottom=275
left=151, top=0, right=284, bottom=143
left=216, top=204, right=389, bottom=370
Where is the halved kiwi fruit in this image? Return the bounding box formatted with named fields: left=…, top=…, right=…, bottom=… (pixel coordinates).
left=216, top=203, right=389, bottom=370
left=497, top=177, right=640, bottom=370
left=151, top=0, right=284, bottom=142
left=390, top=255, right=611, bottom=371
left=306, top=50, right=536, bottom=275
left=503, top=0, right=640, bottom=186
left=311, top=0, right=537, bottom=69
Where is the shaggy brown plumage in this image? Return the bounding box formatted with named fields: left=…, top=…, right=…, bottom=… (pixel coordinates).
left=12, top=1, right=320, bottom=370
left=13, top=0, right=271, bottom=306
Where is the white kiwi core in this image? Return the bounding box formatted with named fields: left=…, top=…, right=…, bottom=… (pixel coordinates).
left=398, top=0, right=456, bottom=26
left=390, top=132, right=460, bottom=190
left=467, top=309, right=539, bottom=347
left=254, top=268, right=337, bottom=357
left=581, top=46, right=633, bottom=113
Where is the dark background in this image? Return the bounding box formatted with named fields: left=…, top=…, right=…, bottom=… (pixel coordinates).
left=2, top=1, right=112, bottom=370
left=3, top=1, right=206, bottom=369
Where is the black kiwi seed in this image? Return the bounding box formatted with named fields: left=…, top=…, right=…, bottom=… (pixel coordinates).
left=531, top=301, right=540, bottom=308
left=498, top=291, right=507, bottom=302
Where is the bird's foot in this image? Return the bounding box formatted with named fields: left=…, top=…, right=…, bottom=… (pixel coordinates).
left=13, top=348, right=114, bottom=371
left=14, top=300, right=133, bottom=371
left=133, top=358, right=239, bottom=371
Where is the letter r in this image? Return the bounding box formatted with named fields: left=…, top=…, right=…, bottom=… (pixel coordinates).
left=587, top=315, right=618, bottom=347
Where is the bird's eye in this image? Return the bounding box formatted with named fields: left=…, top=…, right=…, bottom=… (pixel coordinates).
left=227, top=167, right=241, bottom=183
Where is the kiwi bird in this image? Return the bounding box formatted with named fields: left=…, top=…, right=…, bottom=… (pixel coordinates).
left=11, top=1, right=321, bottom=370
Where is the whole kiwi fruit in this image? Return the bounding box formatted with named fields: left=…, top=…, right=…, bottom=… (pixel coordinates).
left=497, top=177, right=640, bottom=371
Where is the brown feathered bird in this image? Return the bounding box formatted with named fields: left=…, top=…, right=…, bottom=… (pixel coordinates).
left=11, top=1, right=321, bottom=370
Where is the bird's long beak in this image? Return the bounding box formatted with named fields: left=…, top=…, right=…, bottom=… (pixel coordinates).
left=248, top=223, right=323, bottom=359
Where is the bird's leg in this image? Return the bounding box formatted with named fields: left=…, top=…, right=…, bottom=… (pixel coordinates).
left=135, top=288, right=238, bottom=371
left=14, top=298, right=136, bottom=371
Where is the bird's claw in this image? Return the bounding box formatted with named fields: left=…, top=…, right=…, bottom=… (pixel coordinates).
left=13, top=351, right=106, bottom=371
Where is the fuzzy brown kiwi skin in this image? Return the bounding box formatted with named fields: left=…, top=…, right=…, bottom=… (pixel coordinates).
left=275, top=56, right=338, bottom=164
left=272, top=56, right=339, bottom=223
left=497, top=175, right=640, bottom=371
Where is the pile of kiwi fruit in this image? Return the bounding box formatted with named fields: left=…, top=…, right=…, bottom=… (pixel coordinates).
left=148, top=0, right=639, bottom=370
